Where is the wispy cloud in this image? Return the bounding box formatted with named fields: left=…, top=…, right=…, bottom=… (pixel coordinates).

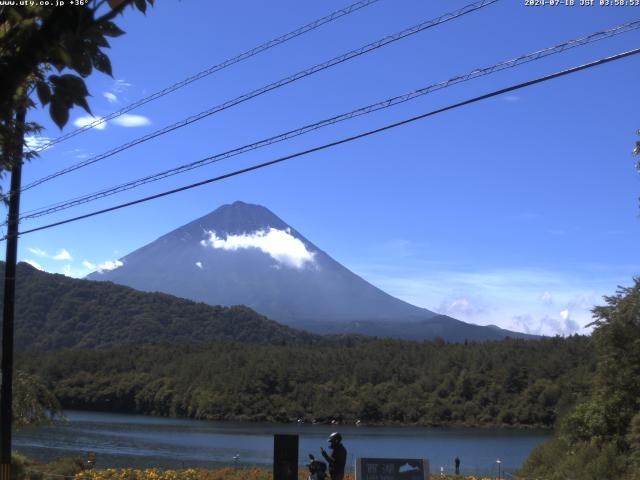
left=24, top=259, right=43, bottom=271
left=57, top=263, right=92, bottom=278
left=98, top=259, right=123, bottom=271
left=53, top=249, right=72, bottom=261
left=113, top=79, right=132, bottom=93
left=26, top=246, right=73, bottom=263
left=73, top=115, right=107, bottom=131
left=438, top=297, right=488, bottom=318
left=539, top=291, right=554, bottom=305
left=201, top=228, right=316, bottom=269
left=28, top=247, right=48, bottom=257
left=350, top=262, right=626, bottom=336
left=24, top=135, right=52, bottom=152
left=512, top=313, right=580, bottom=337
left=103, top=92, right=118, bottom=103
left=82, top=258, right=123, bottom=273
left=67, top=147, right=90, bottom=159
left=110, top=114, right=151, bottom=127
left=503, top=95, right=521, bottom=102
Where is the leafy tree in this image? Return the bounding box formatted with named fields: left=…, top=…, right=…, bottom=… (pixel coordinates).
left=628, top=412, right=640, bottom=478
left=520, top=278, right=640, bottom=480
left=0, top=0, right=154, bottom=182
left=559, top=280, right=640, bottom=447
left=5, top=370, right=61, bottom=426
left=0, top=0, right=152, bottom=438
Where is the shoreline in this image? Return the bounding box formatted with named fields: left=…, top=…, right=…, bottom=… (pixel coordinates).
left=16, top=409, right=547, bottom=476
left=58, top=407, right=555, bottom=431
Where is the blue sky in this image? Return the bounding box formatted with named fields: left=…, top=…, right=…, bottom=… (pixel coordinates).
left=5, top=0, right=640, bottom=336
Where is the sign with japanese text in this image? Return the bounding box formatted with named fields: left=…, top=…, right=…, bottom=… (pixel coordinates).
left=356, top=458, right=429, bottom=480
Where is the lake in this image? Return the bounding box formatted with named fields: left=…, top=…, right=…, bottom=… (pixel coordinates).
left=14, top=411, right=551, bottom=476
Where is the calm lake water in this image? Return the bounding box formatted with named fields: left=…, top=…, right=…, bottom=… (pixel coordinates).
left=14, top=411, right=550, bottom=476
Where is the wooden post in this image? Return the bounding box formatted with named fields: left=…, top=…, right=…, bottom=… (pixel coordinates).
left=0, top=105, right=26, bottom=480
left=274, top=434, right=298, bottom=480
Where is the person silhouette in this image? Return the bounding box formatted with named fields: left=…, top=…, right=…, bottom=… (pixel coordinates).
left=454, top=456, right=460, bottom=475
left=321, top=432, right=347, bottom=480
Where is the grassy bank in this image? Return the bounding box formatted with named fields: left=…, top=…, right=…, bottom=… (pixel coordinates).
left=11, top=457, right=506, bottom=480
left=74, top=468, right=499, bottom=480
left=12, top=464, right=504, bottom=480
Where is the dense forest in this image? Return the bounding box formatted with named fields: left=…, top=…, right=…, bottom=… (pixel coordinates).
left=1, top=262, right=320, bottom=349
left=4, top=260, right=597, bottom=430
left=519, top=278, right=640, bottom=480
left=19, top=336, right=594, bottom=428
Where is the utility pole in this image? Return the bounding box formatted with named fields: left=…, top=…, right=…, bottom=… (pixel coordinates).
left=0, top=104, right=26, bottom=480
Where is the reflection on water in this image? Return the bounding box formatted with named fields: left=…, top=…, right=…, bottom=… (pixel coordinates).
left=15, top=410, right=551, bottom=476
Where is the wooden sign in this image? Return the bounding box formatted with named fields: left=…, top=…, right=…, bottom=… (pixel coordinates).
left=356, top=458, right=429, bottom=480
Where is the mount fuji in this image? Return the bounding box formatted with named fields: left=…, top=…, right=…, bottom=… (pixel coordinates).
left=87, top=201, right=534, bottom=341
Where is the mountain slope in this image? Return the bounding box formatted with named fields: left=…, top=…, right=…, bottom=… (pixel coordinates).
left=1, top=262, right=318, bottom=350
left=88, top=201, right=438, bottom=324
left=87, top=201, right=535, bottom=342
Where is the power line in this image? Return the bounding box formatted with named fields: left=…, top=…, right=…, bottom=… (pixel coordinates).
left=18, top=19, right=640, bottom=222
left=9, top=46, right=640, bottom=240
left=30, top=0, right=382, bottom=152
left=19, top=0, right=499, bottom=194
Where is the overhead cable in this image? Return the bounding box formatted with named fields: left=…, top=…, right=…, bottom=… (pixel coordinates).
left=18, top=19, right=640, bottom=221
left=19, top=0, right=499, bottom=194
left=10, top=46, right=640, bottom=240
left=30, top=0, right=382, bottom=151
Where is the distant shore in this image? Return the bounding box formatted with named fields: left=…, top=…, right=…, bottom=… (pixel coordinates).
left=56, top=406, right=556, bottom=431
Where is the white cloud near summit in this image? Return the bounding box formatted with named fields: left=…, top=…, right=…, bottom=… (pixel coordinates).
left=201, top=228, right=316, bottom=269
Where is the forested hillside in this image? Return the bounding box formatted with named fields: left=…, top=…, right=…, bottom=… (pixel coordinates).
left=1, top=262, right=319, bottom=349
left=19, top=336, right=594, bottom=428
